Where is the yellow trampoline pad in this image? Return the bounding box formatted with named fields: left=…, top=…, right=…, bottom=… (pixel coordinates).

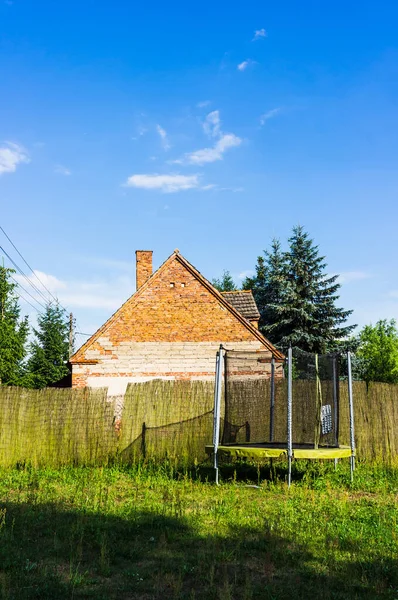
left=205, top=444, right=353, bottom=460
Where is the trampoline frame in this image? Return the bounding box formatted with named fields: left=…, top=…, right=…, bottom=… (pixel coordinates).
left=208, top=345, right=356, bottom=486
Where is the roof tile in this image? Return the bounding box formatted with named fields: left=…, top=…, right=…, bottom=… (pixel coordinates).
left=221, top=290, right=260, bottom=321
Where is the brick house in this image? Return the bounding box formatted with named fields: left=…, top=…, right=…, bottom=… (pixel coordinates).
left=69, top=249, right=284, bottom=396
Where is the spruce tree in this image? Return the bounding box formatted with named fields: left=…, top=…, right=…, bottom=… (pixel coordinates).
left=274, top=226, right=355, bottom=352
left=242, top=239, right=288, bottom=343
left=244, top=227, right=355, bottom=353
left=26, top=302, right=70, bottom=389
left=0, top=266, right=29, bottom=385
left=212, top=270, right=237, bottom=292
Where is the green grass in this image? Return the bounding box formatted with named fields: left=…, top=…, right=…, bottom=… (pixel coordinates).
left=0, top=462, right=397, bottom=599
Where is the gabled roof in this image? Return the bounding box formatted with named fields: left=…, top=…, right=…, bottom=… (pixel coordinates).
left=221, top=290, right=260, bottom=321
left=70, top=250, right=284, bottom=363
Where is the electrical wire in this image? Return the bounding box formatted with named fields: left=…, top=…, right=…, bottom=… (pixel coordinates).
left=0, top=225, right=60, bottom=305
left=0, top=227, right=95, bottom=344
left=0, top=228, right=75, bottom=323
left=0, top=244, right=52, bottom=305
left=9, top=274, right=47, bottom=311
left=13, top=290, right=44, bottom=315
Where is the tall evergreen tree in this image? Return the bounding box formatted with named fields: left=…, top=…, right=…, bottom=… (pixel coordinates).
left=276, top=226, right=355, bottom=352
left=242, top=239, right=288, bottom=343
left=25, top=302, right=70, bottom=389
left=244, top=227, right=355, bottom=352
left=0, top=266, right=29, bottom=385
left=212, top=270, right=237, bottom=292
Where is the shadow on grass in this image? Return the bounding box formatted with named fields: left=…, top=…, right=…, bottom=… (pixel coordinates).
left=0, top=500, right=396, bottom=600
left=180, top=459, right=311, bottom=485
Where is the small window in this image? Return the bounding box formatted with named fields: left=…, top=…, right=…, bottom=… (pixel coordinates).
left=181, top=282, right=185, bottom=288
left=170, top=282, right=175, bottom=288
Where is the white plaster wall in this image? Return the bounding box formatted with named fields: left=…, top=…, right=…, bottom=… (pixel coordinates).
left=77, top=339, right=270, bottom=395
left=86, top=339, right=265, bottom=373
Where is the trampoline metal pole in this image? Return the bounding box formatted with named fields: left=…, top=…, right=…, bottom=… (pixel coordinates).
left=314, top=353, right=322, bottom=450
left=287, top=346, right=293, bottom=488
left=347, top=351, right=356, bottom=482
left=270, top=357, right=275, bottom=442
left=213, top=352, right=220, bottom=484
left=332, top=355, right=339, bottom=448
left=333, top=355, right=339, bottom=472
left=213, top=346, right=224, bottom=485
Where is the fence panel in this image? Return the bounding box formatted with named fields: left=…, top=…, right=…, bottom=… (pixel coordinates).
left=0, top=386, right=116, bottom=467
left=0, top=380, right=398, bottom=467
left=118, top=379, right=214, bottom=464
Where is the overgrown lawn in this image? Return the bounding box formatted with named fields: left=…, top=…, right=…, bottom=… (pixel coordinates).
left=0, top=462, right=397, bottom=599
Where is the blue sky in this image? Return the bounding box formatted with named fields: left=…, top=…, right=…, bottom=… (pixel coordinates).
left=1, top=0, right=398, bottom=345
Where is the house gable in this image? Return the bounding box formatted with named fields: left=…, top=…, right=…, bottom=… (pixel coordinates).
left=71, top=250, right=283, bottom=363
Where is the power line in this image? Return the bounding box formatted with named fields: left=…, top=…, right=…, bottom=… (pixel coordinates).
left=0, top=224, right=60, bottom=305
left=13, top=290, right=44, bottom=315
left=0, top=245, right=51, bottom=305
left=10, top=274, right=47, bottom=312
left=0, top=227, right=94, bottom=344
left=0, top=228, right=81, bottom=331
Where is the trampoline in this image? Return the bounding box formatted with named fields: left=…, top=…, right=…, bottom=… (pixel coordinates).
left=205, top=442, right=352, bottom=460
left=206, top=346, right=356, bottom=485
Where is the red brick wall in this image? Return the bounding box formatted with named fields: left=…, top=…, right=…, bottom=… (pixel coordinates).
left=136, top=250, right=153, bottom=289
left=71, top=255, right=276, bottom=389
left=105, top=257, right=261, bottom=343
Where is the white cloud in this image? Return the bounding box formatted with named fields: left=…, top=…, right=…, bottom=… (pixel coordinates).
left=260, top=108, right=281, bottom=125
left=202, top=184, right=244, bottom=192
left=14, top=270, right=66, bottom=310
left=337, top=271, right=372, bottom=284
left=34, top=270, right=67, bottom=291
left=61, top=291, right=123, bottom=311
left=124, top=173, right=201, bottom=193
left=0, top=142, right=30, bottom=176
left=220, top=186, right=244, bottom=192
left=237, top=59, right=256, bottom=71
left=132, top=125, right=148, bottom=140
left=16, top=269, right=134, bottom=312
left=348, top=300, right=398, bottom=330
left=61, top=274, right=137, bottom=311
left=171, top=109, right=242, bottom=166
left=252, top=28, right=267, bottom=40
left=197, top=100, right=211, bottom=108
left=237, top=61, right=249, bottom=72
left=237, top=270, right=255, bottom=280
left=156, top=124, right=171, bottom=151
left=54, top=164, right=71, bottom=176
left=180, top=133, right=242, bottom=166
left=203, top=110, right=221, bottom=138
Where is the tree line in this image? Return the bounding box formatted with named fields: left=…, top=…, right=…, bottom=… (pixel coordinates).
left=0, top=266, right=70, bottom=388
left=212, top=226, right=398, bottom=385
left=1, top=225, right=398, bottom=388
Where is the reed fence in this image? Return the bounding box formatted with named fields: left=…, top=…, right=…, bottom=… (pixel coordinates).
left=0, top=380, right=397, bottom=467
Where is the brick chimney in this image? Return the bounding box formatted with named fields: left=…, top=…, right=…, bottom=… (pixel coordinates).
left=135, top=250, right=153, bottom=290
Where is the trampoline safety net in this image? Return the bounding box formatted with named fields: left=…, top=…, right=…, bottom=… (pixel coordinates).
left=222, top=348, right=341, bottom=448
